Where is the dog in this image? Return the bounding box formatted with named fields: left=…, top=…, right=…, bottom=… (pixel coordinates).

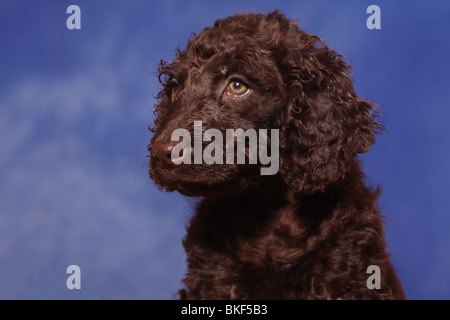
left=149, top=10, right=405, bottom=299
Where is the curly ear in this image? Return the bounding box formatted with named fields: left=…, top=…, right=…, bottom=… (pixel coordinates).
left=278, top=31, right=384, bottom=194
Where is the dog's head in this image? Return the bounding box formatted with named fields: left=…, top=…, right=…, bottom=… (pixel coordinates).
left=149, top=10, right=383, bottom=196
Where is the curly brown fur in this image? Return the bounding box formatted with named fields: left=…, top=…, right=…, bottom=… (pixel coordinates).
left=148, top=10, right=405, bottom=299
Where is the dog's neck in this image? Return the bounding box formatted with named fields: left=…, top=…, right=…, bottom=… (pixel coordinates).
left=186, top=160, right=380, bottom=281
left=197, top=160, right=376, bottom=230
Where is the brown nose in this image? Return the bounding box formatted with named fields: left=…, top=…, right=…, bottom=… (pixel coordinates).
left=151, top=141, right=179, bottom=168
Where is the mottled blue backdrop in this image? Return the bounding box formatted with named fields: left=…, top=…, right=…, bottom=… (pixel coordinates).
left=0, top=0, right=449, bottom=299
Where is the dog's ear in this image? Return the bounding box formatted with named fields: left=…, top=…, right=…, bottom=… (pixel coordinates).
left=278, top=32, right=384, bottom=194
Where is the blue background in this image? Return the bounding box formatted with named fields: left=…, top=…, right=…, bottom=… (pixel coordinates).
left=0, top=0, right=449, bottom=299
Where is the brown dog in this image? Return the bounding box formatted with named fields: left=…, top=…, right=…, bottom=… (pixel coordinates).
left=149, top=10, right=405, bottom=299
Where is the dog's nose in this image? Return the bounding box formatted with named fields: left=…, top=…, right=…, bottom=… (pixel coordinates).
left=151, top=141, right=179, bottom=168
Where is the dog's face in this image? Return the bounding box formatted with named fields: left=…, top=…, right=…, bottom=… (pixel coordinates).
left=149, top=11, right=382, bottom=196
left=149, top=14, right=287, bottom=196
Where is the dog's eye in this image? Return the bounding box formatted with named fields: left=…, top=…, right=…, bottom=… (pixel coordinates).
left=171, top=85, right=179, bottom=98
left=227, top=81, right=249, bottom=97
